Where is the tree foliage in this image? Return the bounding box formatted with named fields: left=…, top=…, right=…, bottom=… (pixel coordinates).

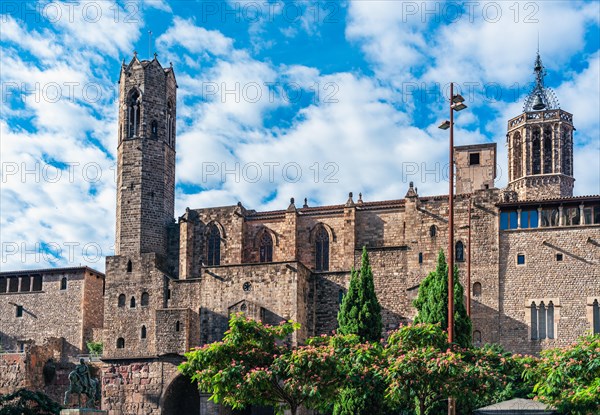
left=334, top=246, right=389, bottom=415
left=0, top=389, right=62, bottom=415
left=179, top=314, right=342, bottom=415
left=524, top=334, right=600, bottom=415
left=413, top=249, right=472, bottom=348
left=337, top=246, right=382, bottom=343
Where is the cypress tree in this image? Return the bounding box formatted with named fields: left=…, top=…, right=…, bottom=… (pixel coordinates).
left=337, top=246, right=382, bottom=342
left=335, top=247, right=389, bottom=415
left=413, top=249, right=472, bottom=348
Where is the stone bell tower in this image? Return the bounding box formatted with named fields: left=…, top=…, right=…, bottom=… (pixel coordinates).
left=506, top=52, right=574, bottom=201
left=115, top=53, right=177, bottom=257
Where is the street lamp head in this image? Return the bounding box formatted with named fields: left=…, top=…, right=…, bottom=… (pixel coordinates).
left=452, top=94, right=465, bottom=104
left=438, top=120, right=451, bottom=130
left=452, top=102, right=467, bottom=111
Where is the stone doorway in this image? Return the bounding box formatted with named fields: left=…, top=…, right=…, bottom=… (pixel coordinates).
left=162, top=375, right=200, bottom=415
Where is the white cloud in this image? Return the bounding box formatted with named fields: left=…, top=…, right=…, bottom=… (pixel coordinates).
left=156, top=17, right=234, bottom=56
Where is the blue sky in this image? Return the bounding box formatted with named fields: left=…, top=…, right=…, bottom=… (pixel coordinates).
left=1, top=0, right=599, bottom=271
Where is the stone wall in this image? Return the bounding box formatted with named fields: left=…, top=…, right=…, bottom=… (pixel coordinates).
left=0, top=268, right=104, bottom=355
left=499, top=226, right=600, bottom=354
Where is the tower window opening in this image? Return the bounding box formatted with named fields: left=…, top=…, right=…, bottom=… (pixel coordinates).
left=117, top=338, right=125, bottom=349
left=175, top=321, right=180, bottom=332
left=130, top=296, right=136, bottom=308
left=16, top=305, right=23, bottom=318
left=20, top=275, right=31, bottom=292
left=141, top=325, right=147, bottom=339
left=429, top=225, right=437, bottom=237
left=118, top=294, right=126, bottom=307
left=141, top=292, right=149, bottom=306
left=127, top=260, right=132, bottom=273
left=532, top=128, right=541, bottom=175
left=469, top=152, right=480, bottom=166
left=207, top=224, right=221, bottom=266
left=60, top=277, right=67, bottom=290
left=473, top=282, right=482, bottom=297
left=127, top=89, right=141, bottom=138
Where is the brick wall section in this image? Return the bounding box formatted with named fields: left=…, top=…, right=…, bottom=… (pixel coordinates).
left=498, top=226, right=600, bottom=354
left=0, top=268, right=104, bottom=355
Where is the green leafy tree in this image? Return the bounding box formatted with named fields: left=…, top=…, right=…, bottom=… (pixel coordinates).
left=86, top=341, right=103, bottom=357
left=0, top=389, right=62, bottom=415
left=334, top=247, right=389, bottom=415
left=384, top=323, right=464, bottom=415
left=524, top=334, right=600, bottom=415
left=337, top=246, right=382, bottom=342
left=179, top=314, right=342, bottom=415
left=413, top=249, right=472, bottom=348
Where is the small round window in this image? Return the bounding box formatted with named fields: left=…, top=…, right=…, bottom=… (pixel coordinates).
left=243, top=282, right=252, bottom=292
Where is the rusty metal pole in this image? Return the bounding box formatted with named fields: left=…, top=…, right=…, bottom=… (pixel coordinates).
left=447, top=82, right=456, bottom=415
left=448, top=82, right=455, bottom=344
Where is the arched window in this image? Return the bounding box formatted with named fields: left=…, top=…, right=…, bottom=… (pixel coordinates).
left=315, top=226, right=330, bottom=271
left=141, top=325, right=147, bottom=339
left=455, top=241, right=465, bottom=262
left=338, top=289, right=344, bottom=305
left=207, top=224, right=221, bottom=266
left=127, top=260, right=132, bottom=273
left=127, top=89, right=141, bottom=138
left=547, top=302, right=555, bottom=339
left=543, top=127, right=552, bottom=174
left=175, top=321, right=180, bottom=332
left=429, top=225, right=437, bottom=237
left=473, top=330, right=482, bottom=344
left=118, top=294, right=126, bottom=307
left=166, top=102, right=174, bottom=146
left=530, top=302, right=538, bottom=340
left=130, top=296, right=136, bottom=308
left=473, top=282, right=482, bottom=297
left=151, top=120, right=158, bottom=139
left=538, top=301, right=547, bottom=339
left=532, top=127, right=541, bottom=175
left=117, top=338, right=125, bottom=349
left=418, top=253, right=423, bottom=264
left=60, top=277, right=67, bottom=290
left=259, top=232, right=273, bottom=263
left=593, top=299, right=600, bottom=335
left=512, top=132, right=523, bottom=180
left=141, top=292, right=149, bottom=307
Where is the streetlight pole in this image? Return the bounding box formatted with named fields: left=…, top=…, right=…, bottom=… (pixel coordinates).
left=448, top=82, right=455, bottom=344
left=438, top=83, right=467, bottom=415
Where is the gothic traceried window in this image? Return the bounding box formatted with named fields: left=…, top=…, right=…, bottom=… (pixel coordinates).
left=207, top=224, right=221, bottom=266
left=315, top=226, right=330, bottom=271
left=455, top=241, right=465, bottom=262
left=532, top=127, right=541, bottom=175
left=259, top=232, right=273, bottom=263
left=127, top=89, right=141, bottom=138
left=512, top=132, right=523, bottom=180
left=530, top=301, right=555, bottom=340
left=543, top=127, right=552, bottom=174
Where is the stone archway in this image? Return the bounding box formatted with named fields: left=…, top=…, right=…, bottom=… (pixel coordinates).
left=162, top=375, right=200, bottom=415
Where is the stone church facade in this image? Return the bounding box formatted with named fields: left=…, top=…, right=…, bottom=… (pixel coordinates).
left=97, top=53, right=600, bottom=415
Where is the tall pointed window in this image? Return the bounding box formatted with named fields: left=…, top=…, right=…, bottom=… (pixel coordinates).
left=530, top=302, right=538, bottom=340
left=543, top=127, right=552, bottom=174
left=141, top=325, right=147, bottom=339
left=315, top=227, right=330, bottom=271
left=429, top=225, right=437, bottom=237
left=455, top=241, right=465, bottom=262
left=532, top=128, right=541, bottom=175
left=127, top=89, right=141, bottom=138
left=167, top=101, right=174, bottom=146
left=259, top=232, right=273, bottom=263
left=207, top=224, right=221, bottom=266
left=593, top=300, right=600, bottom=335
left=512, top=132, right=523, bottom=180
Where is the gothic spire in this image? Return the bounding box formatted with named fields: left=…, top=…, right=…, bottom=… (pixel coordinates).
left=523, top=51, right=559, bottom=112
